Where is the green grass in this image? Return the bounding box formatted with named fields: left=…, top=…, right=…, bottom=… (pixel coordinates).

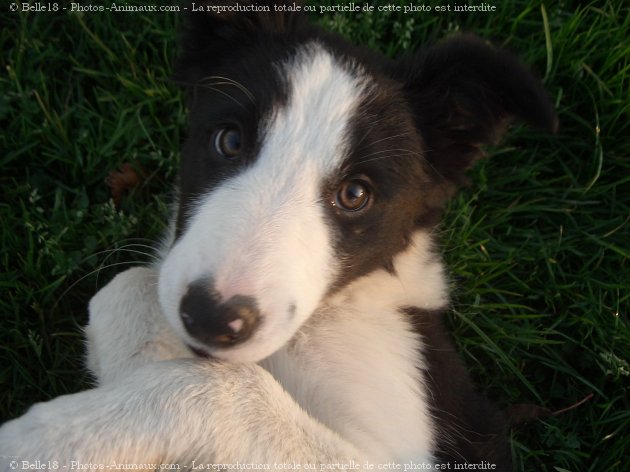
left=1, top=1, right=628, bottom=470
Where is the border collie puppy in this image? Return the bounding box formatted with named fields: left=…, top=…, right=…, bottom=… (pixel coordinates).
left=0, top=3, right=556, bottom=470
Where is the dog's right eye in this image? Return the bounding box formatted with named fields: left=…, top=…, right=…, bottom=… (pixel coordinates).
left=213, top=127, right=242, bottom=160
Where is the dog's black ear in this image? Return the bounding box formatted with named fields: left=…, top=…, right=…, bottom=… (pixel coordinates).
left=175, top=1, right=307, bottom=81
left=396, top=35, right=557, bottom=186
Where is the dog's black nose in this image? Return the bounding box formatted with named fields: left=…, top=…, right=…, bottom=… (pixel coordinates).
left=179, top=280, right=259, bottom=348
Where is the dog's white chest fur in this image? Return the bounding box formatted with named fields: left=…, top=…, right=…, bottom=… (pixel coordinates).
left=261, top=233, right=446, bottom=463
left=261, top=308, right=432, bottom=463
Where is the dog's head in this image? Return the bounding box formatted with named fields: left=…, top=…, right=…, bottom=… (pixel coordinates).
left=158, top=2, right=556, bottom=362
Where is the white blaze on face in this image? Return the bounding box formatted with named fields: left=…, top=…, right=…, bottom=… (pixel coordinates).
left=158, top=43, right=368, bottom=362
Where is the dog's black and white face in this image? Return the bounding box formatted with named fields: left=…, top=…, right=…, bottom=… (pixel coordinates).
left=158, top=5, right=556, bottom=362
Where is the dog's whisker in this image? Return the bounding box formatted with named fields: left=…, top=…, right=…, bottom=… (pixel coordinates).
left=92, top=242, right=162, bottom=290
left=94, top=244, right=159, bottom=259
left=94, top=244, right=159, bottom=273
left=353, top=114, right=389, bottom=147
left=192, top=84, right=248, bottom=111
left=51, top=238, right=162, bottom=314
left=103, top=247, right=158, bottom=262
left=51, top=260, right=149, bottom=313
left=172, top=76, right=256, bottom=109
left=364, top=132, right=410, bottom=146
left=199, top=75, right=256, bottom=104
left=356, top=148, right=423, bottom=164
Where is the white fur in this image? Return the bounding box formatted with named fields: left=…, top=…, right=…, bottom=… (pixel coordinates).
left=0, top=243, right=445, bottom=466
left=0, top=232, right=445, bottom=465
left=159, top=43, right=369, bottom=362
left=262, top=231, right=447, bottom=463
left=1, top=269, right=364, bottom=466
left=85, top=268, right=192, bottom=385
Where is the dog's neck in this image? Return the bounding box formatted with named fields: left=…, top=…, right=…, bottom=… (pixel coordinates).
left=260, top=230, right=447, bottom=463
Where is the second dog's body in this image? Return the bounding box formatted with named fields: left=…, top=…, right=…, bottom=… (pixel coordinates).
left=0, top=4, right=556, bottom=469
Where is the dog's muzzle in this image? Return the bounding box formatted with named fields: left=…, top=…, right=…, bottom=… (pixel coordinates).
left=179, top=278, right=260, bottom=348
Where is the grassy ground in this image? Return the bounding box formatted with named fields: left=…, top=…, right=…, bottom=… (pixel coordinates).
left=1, top=1, right=628, bottom=470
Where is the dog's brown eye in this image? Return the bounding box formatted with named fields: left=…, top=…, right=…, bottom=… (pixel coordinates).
left=335, top=178, right=371, bottom=212
left=213, top=127, right=242, bottom=159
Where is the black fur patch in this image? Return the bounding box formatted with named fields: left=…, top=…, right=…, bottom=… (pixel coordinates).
left=405, top=307, right=512, bottom=470
left=393, top=34, right=557, bottom=190
left=322, top=78, right=428, bottom=290
left=174, top=46, right=290, bottom=237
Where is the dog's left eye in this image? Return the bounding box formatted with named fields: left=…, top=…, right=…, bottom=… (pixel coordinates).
left=213, top=127, right=242, bottom=159
left=334, top=177, right=372, bottom=212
